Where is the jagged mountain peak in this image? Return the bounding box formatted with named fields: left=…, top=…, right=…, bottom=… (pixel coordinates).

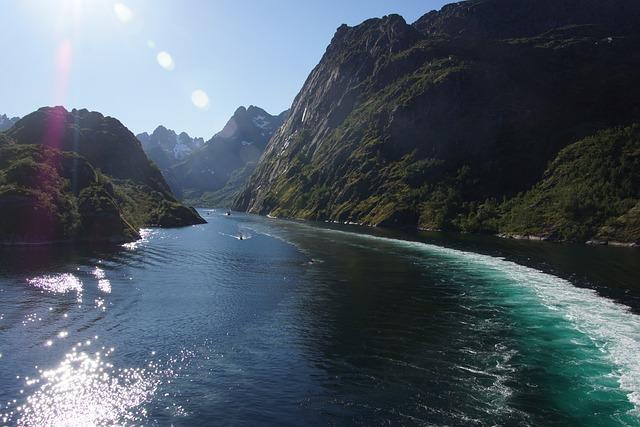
left=0, top=113, right=20, bottom=131
left=215, top=105, right=284, bottom=142
left=327, top=14, right=418, bottom=58
left=137, top=125, right=204, bottom=169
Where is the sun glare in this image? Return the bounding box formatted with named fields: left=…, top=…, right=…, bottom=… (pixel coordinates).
left=113, top=2, right=134, bottom=23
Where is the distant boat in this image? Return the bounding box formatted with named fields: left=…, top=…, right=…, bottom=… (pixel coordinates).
left=225, top=210, right=232, bottom=216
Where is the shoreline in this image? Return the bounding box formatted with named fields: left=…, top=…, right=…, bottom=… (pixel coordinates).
left=496, top=233, right=639, bottom=249
left=228, top=209, right=640, bottom=250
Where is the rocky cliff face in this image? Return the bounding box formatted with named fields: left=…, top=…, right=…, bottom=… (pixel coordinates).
left=172, top=106, right=288, bottom=207
left=234, top=0, right=640, bottom=243
left=0, top=107, right=205, bottom=244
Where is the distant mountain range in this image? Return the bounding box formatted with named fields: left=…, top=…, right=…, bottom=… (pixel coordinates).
left=234, top=0, right=640, bottom=245
left=0, top=107, right=204, bottom=244
left=139, top=106, right=287, bottom=207
left=0, top=114, right=19, bottom=131
left=137, top=127, right=205, bottom=171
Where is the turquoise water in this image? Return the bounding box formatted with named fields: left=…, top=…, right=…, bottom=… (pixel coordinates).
left=0, top=211, right=639, bottom=425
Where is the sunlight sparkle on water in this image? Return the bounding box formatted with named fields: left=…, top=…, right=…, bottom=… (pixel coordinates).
left=9, top=347, right=158, bottom=426
left=26, top=274, right=82, bottom=299
left=122, top=228, right=154, bottom=250
left=93, top=267, right=111, bottom=294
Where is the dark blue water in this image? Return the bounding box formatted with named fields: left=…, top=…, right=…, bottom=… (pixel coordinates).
left=1, top=211, right=639, bottom=426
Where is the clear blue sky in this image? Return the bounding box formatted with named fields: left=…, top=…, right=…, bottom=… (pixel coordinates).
left=0, top=0, right=448, bottom=138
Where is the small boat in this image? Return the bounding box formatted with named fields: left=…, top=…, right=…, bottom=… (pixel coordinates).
left=225, top=210, right=231, bottom=216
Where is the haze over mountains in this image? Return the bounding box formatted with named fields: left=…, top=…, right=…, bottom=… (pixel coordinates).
left=234, top=0, right=640, bottom=245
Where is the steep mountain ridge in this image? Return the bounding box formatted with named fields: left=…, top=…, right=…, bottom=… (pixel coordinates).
left=172, top=105, right=288, bottom=207
left=235, top=0, right=640, bottom=244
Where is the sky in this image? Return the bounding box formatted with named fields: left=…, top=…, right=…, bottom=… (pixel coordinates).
left=0, top=0, right=449, bottom=138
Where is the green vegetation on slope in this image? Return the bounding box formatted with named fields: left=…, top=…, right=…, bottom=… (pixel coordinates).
left=0, top=144, right=139, bottom=243
left=0, top=107, right=205, bottom=244
left=499, top=126, right=640, bottom=243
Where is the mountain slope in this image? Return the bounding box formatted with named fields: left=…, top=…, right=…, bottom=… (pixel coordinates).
left=235, top=0, right=640, bottom=244
left=172, top=106, right=288, bottom=207
left=0, top=106, right=205, bottom=244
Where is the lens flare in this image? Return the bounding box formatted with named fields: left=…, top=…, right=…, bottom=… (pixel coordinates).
left=156, top=51, right=175, bottom=71
left=191, top=90, right=210, bottom=109
left=113, top=3, right=133, bottom=23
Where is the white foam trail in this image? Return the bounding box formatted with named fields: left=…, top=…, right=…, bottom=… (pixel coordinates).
left=310, top=227, right=640, bottom=415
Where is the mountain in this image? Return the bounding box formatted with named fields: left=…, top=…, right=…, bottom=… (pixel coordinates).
left=0, top=114, right=19, bottom=131
left=0, top=106, right=205, bottom=244
left=171, top=105, right=288, bottom=207
left=137, top=126, right=204, bottom=171
left=234, top=0, right=640, bottom=245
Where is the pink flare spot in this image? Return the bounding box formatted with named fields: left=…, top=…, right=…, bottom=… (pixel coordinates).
left=53, top=40, right=73, bottom=106
left=56, top=40, right=73, bottom=75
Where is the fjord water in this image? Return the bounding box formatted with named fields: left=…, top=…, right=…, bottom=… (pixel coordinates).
left=1, top=212, right=639, bottom=426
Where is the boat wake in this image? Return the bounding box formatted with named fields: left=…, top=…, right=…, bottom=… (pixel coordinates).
left=309, top=227, right=640, bottom=417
